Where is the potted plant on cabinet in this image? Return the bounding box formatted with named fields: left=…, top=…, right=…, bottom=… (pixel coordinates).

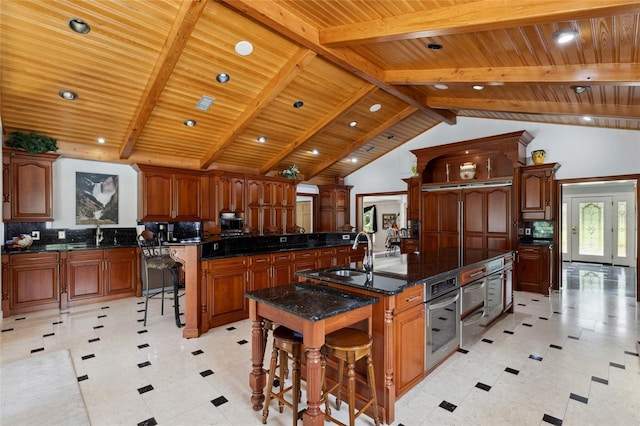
left=5, top=131, right=58, bottom=154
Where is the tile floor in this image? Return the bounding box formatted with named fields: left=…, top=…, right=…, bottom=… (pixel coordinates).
left=1, top=262, right=638, bottom=426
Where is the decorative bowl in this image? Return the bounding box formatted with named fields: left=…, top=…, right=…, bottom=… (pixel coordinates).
left=532, top=149, right=546, bottom=165
left=459, top=162, right=476, bottom=180
left=221, top=212, right=236, bottom=219
left=9, top=234, right=33, bottom=249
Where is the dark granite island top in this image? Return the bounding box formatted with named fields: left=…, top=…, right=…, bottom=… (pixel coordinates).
left=244, top=283, right=378, bottom=425
left=297, top=248, right=512, bottom=295
left=245, top=282, right=378, bottom=321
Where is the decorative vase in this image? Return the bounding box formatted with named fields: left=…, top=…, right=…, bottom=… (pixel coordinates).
left=459, top=162, right=476, bottom=180
left=532, top=150, right=546, bottom=165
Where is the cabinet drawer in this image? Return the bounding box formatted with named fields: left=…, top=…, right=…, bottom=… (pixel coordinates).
left=460, top=264, right=487, bottom=285
left=67, top=249, right=103, bottom=261
left=395, top=285, right=424, bottom=313
left=271, top=252, right=292, bottom=264
left=518, top=245, right=543, bottom=255
left=293, top=250, right=316, bottom=260
left=206, top=256, right=246, bottom=271
left=9, top=252, right=59, bottom=265
left=249, top=254, right=271, bottom=267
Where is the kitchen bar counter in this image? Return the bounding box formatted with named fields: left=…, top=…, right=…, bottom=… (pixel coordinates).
left=245, top=283, right=378, bottom=426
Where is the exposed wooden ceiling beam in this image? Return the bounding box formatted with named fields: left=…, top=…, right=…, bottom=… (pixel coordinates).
left=119, top=0, right=208, bottom=159
left=221, top=0, right=456, bottom=125
left=319, top=0, right=640, bottom=47
left=385, top=63, right=640, bottom=85
left=200, top=48, right=317, bottom=169
left=427, top=96, right=640, bottom=120
left=259, top=84, right=378, bottom=175
left=306, top=106, right=417, bottom=179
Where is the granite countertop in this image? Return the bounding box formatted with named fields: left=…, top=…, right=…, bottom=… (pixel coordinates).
left=3, top=242, right=138, bottom=254
left=297, top=248, right=512, bottom=295
left=518, top=239, right=554, bottom=247
left=245, top=282, right=378, bottom=321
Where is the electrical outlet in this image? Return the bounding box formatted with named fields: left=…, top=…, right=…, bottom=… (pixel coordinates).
left=525, top=228, right=531, bottom=235
left=342, top=234, right=351, bottom=240
left=279, top=237, right=287, bottom=243
left=31, top=231, right=40, bottom=240
left=58, top=230, right=66, bottom=239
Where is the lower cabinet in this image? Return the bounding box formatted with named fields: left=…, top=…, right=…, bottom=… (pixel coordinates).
left=204, top=257, right=248, bottom=328
left=2, top=252, right=60, bottom=316
left=400, top=238, right=419, bottom=254
left=517, top=244, right=550, bottom=294
left=394, top=285, right=425, bottom=396
left=64, top=247, right=138, bottom=307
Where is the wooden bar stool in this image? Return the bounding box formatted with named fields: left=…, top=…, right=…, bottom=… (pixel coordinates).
left=262, top=326, right=303, bottom=425
left=321, top=328, right=380, bottom=426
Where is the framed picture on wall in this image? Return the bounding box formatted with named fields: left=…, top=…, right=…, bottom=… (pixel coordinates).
left=76, top=172, right=119, bottom=224
left=382, top=213, right=396, bottom=229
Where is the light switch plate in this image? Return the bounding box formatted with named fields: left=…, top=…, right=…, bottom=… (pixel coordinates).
left=525, top=228, right=531, bottom=235
left=31, top=231, right=40, bottom=240
left=58, top=230, right=66, bottom=239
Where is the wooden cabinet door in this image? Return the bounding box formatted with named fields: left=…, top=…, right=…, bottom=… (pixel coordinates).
left=173, top=173, right=202, bottom=220
left=395, top=303, right=425, bottom=396
left=205, top=258, right=248, bottom=327
left=403, top=177, right=421, bottom=221
left=517, top=245, right=545, bottom=293
left=104, top=248, right=137, bottom=295
left=67, top=250, right=104, bottom=301
left=271, top=252, right=293, bottom=286
left=140, top=170, right=173, bottom=220
left=521, top=171, right=545, bottom=217
left=7, top=252, right=59, bottom=313
left=217, top=174, right=245, bottom=213
left=248, top=254, right=271, bottom=291
left=6, top=155, right=55, bottom=221
left=317, top=248, right=334, bottom=269
left=282, top=182, right=296, bottom=206
left=334, top=246, right=350, bottom=267
left=246, top=179, right=262, bottom=206
left=422, top=190, right=460, bottom=251
left=293, top=250, right=317, bottom=274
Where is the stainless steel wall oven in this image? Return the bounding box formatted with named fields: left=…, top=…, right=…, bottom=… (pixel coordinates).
left=424, top=275, right=460, bottom=371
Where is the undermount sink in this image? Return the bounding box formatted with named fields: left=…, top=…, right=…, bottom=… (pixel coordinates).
left=326, top=268, right=367, bottom=277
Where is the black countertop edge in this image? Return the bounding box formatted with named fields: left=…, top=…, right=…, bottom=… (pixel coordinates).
left=245, top=282, right=379, bottom=322
left=2, top=243, right=138, bottom=254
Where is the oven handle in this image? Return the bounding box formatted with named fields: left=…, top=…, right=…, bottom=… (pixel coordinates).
left=462, top=308, right=485, bottom=325
left=462, top=280, right=486, bottom=292
left=426, top=291, right=460, bottom=311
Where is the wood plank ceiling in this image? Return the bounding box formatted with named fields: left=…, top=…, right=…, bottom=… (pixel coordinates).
left=1, top=0, right=638, bottom=184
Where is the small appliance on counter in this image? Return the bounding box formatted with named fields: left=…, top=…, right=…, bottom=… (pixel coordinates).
left=220, top=213, right=244, bottom=237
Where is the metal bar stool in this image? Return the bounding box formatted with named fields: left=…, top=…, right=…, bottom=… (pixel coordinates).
left=137, top=230, right=184, bottom=327
left=262, top=326, right=304, bottom=425
left=321, top=328, right=380, bottom=426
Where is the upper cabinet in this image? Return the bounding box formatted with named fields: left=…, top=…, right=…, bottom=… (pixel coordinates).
left=246, top=177, right=297, bottom=234
left=519, top=163, right=561, bottom=221
left=3, top=149, right=59, bottom=222
left=217, top=172, right=246, bottom=214
left=403, top=176, right=420, bottom=221
left=134, top=164, right=206, bottom=222
left=318, top=184, right=352, bottom=232
left=412, top=131, right=531, bottom=187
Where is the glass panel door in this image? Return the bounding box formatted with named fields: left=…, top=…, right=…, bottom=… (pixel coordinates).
left=570, top=197, right=612, bottom=264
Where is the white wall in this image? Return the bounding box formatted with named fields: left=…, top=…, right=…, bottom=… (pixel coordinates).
left=51, top=158, right=138, bottom=229
left=345, top=117, right=640, bottom=224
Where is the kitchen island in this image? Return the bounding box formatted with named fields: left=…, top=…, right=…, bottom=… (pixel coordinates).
left=245, top=283, right=378, bottom=426
left=296, top=248, right=513, bottom=424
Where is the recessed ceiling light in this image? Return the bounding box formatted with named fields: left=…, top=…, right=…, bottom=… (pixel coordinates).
left=434, top=84, right=448, bottom=90
left=293, top=100, right=304, bottom=108
left=216, top=73, right=230, bottom=83
left=369, top=104, right=381, bottom=112
left=552, top=29, right=579, bottom=44
left=183, top=119, right=196, bottom=127
left=583, top=116, right=592, bottom=121
left=349, top=121, right=357, bottom=127
left=427, top=43, right=443, bottom=50
left=257, top=135, right=267, bottom=143
left=97, top=137, right=106, bottom=144
left=311, top=148, right=319, bottom=155
left=571, top=85, right=590, bottom=94
left=387, top=134, right=394, bottom=140
left=235, top=40, right=253, bottom=56
left=472, top=85, right=485, bottom=91
left=58, top=90, right=78, bottom=100
left=68, top=18, right=90, bottom=34
left=350, top=157, right=358, bottom=163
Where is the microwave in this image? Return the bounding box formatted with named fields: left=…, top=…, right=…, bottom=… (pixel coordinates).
left=220, top=217, right=244, bottom=230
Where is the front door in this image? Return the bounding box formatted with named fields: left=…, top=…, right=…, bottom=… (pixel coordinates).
left=566, top=196, right=635, bottom=267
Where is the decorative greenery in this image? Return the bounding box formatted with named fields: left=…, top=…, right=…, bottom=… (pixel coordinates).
left=411, top=165, right=418, bottom=176
left=6, top=131, right=58, bottom=154
left=282, top=164, right=299, bottom=179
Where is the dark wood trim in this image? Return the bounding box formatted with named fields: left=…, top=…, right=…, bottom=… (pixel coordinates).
left=556, top=174, right=639, bottom=302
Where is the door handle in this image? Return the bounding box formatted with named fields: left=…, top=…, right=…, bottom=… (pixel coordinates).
left=571, top=225, right=577, bottom=234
